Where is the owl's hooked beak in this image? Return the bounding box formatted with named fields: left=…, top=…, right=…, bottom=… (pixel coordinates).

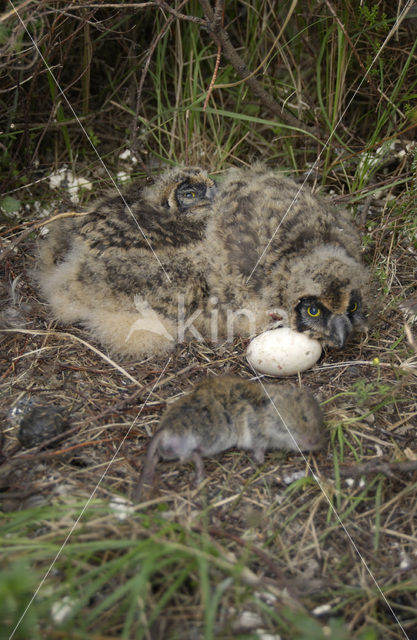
left=328, top=315, right=352, bottom=348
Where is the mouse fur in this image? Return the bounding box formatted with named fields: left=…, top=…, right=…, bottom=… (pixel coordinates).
left=133, top=376, right=325, bottom=500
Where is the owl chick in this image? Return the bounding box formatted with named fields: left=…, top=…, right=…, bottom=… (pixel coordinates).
left=202, top=164, right=369, bottom=347
left=36, top=166, right=217, bottom=357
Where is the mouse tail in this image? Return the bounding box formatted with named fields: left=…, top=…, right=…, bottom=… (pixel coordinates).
left=191, top=451, right=205, bottom=486
left=133, top=428, right=165, bottom=502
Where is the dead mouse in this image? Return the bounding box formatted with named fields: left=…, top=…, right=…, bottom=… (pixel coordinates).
left=133, top=376, right=325, bottom=500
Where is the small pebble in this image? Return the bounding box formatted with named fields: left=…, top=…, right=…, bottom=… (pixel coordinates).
left=17, top=406, right=68, bottom=448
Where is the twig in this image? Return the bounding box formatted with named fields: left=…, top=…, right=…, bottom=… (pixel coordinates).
left=0, top=436, right=136, bottom=487
left=0, top=210, right=89, bottom=262
left=209, top=0, right=298, bottom=92
left=0, top=489, right=45, bottom=500
left=199, top=0, right=316, bottom=137
left=0, top=0, right=34, bottom=24
left=203, top=19, right=222, bottom=108
left=155, top=0, right=205, bottom=24
left=0, top=328, right=144, bottom=387
left=339, top=458, right=417, bottom=478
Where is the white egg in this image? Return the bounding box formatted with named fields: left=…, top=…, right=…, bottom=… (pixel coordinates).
left=246, top=327, right=322, bottom=377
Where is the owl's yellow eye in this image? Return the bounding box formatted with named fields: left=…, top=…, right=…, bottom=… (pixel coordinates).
left=348, top=302, right=358, bottom=313
left=307, top=305, right=321, bottom=317
left=184, top=190, right=196, bottom=199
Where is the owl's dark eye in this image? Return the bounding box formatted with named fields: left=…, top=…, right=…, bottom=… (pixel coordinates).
left=348, top=301, right=358, bottom=313
left=307, top=305, right=321, bottom=318
left=184, top=190, right=196, bottom=199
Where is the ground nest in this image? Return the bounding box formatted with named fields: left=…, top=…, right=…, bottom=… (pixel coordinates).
left=1, top=198, right=417, bottom=638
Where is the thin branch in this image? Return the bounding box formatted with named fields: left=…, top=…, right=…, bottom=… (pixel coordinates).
left=0, top=210, right=90, bottom=262
left=209, top=0, right=297, bottom=91
left=155, top=0, right=205, bottom=25
left=203, top=0, right=224, bottom=110
left=199, top=0, right=316, bottom=136
left=0, top=328, right=144, bottom=387
left=339, top=458, right=417, bottom=478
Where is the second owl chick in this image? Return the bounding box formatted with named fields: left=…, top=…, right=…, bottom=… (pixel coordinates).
left=134, top=375, right=325, bottom=499
left=36, top=166, right=216, bottom=358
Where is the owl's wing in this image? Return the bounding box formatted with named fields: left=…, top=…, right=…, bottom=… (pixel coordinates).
left=77, top=196, right=207, bottom=253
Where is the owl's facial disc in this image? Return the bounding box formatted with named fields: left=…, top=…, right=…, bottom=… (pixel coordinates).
left=295, top=293, right=364, bottom=347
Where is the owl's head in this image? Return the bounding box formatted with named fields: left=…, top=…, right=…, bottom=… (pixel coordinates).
left=287, top=246, right=369, bottom=348
left=294, top=291, right=366, bottom=347
left=143, top=167, right=217, bottom=215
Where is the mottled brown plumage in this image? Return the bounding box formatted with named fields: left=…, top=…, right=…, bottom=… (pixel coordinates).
left=36, top=167, right=217, bottom=357
left=203, top=165, right=369, bottom=347
left=37, top=163, right=369, bottom=358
